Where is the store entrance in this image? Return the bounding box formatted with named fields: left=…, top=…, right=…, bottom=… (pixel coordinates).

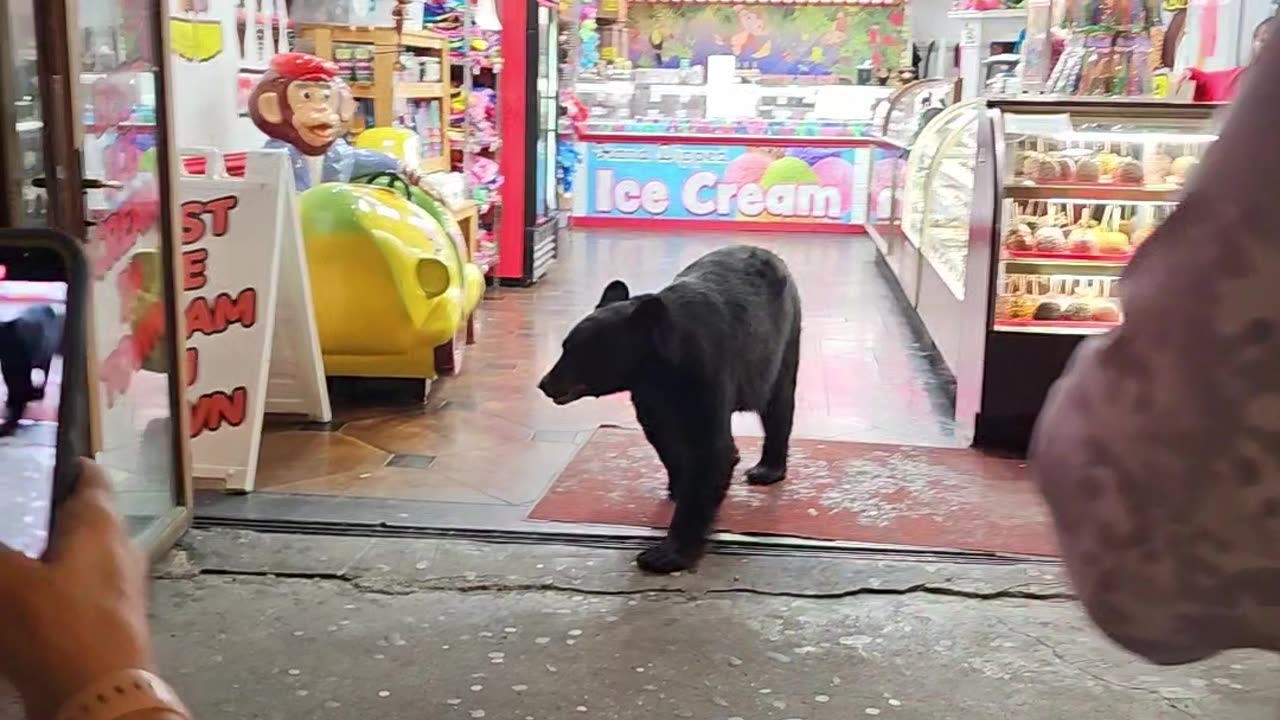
left=173, top=0, right=1048, bottom=562
left=0, top=0, right=192, bottom=557
left=200, top=226, right=1046, bottom=559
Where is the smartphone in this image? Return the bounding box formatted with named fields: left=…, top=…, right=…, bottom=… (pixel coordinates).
left=0, top=229, right=88, bottom=559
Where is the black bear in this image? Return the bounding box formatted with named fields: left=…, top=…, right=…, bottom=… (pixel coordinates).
left=0, top=304, right=63, bottom=437
left=539, top=245, right=802, bottom=573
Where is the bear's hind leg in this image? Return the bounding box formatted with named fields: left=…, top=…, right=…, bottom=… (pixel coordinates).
left=746, top=335, right=799, bottom=486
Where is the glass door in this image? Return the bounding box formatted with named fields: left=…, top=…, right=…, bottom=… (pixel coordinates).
left=9, top=0, right=191, bottom=553
left=534, top=1, right=558, bottom=222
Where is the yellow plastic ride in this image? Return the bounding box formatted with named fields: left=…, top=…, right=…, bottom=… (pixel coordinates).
left=298, top=182, right=484, bottom=382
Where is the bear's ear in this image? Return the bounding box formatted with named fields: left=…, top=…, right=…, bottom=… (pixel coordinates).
left=597, top=279, right=630, bottom=308
left=630, top=295, right=667, bottom=329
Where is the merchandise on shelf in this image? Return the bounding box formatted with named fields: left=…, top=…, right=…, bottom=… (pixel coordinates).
left=1037, top=0, right=1167, bottom=97
left=982, top=98, right=1216, bottom=449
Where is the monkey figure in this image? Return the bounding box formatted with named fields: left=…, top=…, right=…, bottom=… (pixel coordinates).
left=247, top=53, right=404, bottom=191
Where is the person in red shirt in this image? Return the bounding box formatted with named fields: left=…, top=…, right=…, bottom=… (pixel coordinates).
left=1182, top=16, right=1272, bottom=101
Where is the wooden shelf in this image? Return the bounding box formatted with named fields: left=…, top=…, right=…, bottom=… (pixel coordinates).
left=349, top=81, right=448, bottom=100
left=297, top=23, right=451, bottom=162
left=299, top=24, right=447, bottom=50
left=420, top=155, right=451, bottom=173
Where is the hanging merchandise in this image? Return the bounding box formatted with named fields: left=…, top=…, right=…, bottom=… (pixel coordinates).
left=578, top=3, right=599, bottom=71
left=1042, top=0, right=1163, bottom=96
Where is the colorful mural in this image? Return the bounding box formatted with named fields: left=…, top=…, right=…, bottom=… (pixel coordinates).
left=625, top=3, right=906, bottom=76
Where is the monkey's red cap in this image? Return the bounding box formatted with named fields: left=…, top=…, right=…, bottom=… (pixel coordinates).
left=270, top=52, right=339, bottom=81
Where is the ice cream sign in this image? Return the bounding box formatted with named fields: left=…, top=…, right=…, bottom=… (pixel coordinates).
left=583, top=143, right=862, bottom=224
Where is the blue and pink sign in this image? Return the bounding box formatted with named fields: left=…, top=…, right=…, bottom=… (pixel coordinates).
left=581, top=142, right=863, bottom=225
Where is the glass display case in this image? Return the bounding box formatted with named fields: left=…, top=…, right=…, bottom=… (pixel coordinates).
left=875, top=78, right=958, bottom=147
left=901, top=99, right=981, bottom=298
left=866, top=80, right=961, bottom=270
left=971, top=98, right=1220, bottom=452
left=991, top=100, right=1218, bottom=335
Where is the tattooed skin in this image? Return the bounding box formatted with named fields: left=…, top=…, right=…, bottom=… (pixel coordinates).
left=1030, top=37, right=1280, bottom=664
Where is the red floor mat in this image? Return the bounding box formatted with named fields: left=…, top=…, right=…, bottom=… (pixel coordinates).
left=530, top=428, right=1057, bottom=557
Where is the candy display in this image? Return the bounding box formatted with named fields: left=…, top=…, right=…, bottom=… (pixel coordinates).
left=1074, top=157, right=1100, bottom=182
left=1032, top=157, right=1061, bottom=183
left=1067, top=226, right=1097, bottom=254
left=1064, top=300, right=1095, bottom=321
left=1092, top=301, right=1122, bottom=322
left=1008, top=294, right=1039, bottom=320
left=1113, top=158, right=1144, bottom=184
left=1034, top=225, right=1068, bottom=252
left=1131, top=225, right=1155, bottom=246
left=1004, top=224, right=1034, bottom=251
left=1144, top=152, right=1172, bottom=183
left=1033, top=299, right=1064, bottom=321
left=1171, top=155, right=1199, bottom=183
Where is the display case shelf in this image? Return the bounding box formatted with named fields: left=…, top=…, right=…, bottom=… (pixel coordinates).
left=1002, top=250, right=1134, bottom=264
left=1004, top=184, right=1183, bottom=202
left=993, top=319, right=1119, bottom=334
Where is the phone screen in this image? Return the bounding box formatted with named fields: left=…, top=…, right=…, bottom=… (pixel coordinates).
left=0, top=263, right=67, bottom=559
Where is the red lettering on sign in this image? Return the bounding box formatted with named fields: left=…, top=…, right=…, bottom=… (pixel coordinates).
left=92, top=195, right=161, bottom=279
left=182, top=248, right=209, bottom=291
left=184, top=288, right=257, bottom=339
left=181, top=195, right=239, bottom=245
left=185, top=348, right=199, bottom=388
left=189, top=386, right=248, bottom=438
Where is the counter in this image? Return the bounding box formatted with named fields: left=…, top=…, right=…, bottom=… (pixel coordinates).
left=569, top=71, right=894, bottom=232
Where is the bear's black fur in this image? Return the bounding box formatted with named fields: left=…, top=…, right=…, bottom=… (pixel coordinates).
left=0, top=304, right=63, bottom=437
left=539, top=245, right=801, bottom=573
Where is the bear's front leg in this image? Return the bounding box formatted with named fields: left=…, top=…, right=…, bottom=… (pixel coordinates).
left=641, top=413, right=686, bottom=502
left=637, top=430, right=735, bottom=574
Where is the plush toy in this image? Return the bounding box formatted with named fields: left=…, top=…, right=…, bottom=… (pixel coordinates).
left=466, top=88, right=499, bottom=150
left=556, top=142, right=579, bottom=195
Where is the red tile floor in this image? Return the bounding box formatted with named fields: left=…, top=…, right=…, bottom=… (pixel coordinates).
left=225, top=230, right=959, bottom=528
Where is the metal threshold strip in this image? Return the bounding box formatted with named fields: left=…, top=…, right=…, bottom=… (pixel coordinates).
left=193, top=513, right=1058, bottom=567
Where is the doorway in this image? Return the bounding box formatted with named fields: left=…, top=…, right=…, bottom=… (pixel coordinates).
left=0, top=0, right=192, bottom=556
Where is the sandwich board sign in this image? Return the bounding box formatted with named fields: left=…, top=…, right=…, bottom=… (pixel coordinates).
left=177, top=149, right=330, bottom=492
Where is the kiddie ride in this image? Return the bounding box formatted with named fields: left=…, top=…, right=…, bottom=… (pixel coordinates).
left=249, top=53, right=484, bottom=388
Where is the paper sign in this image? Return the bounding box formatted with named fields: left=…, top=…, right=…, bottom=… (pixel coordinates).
left=178, top=150, right=329, bottom=491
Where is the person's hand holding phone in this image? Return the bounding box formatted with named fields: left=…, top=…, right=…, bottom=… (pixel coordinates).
left=0, top=459, right=160, bottom=719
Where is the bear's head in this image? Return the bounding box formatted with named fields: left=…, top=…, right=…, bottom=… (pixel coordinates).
left=538, top=279, right=667, bottom=405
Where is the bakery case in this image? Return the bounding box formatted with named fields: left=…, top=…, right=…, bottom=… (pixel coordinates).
left=972, top=98, right=1220, bottom=451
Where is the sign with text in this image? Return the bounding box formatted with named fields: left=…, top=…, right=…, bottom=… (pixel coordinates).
left=178, top=149, right=330, bottom=491
left=581, top=142, right=863, bottom=225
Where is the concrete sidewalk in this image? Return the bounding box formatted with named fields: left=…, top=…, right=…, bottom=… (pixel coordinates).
left=9, top=529, right=1279, bottom=718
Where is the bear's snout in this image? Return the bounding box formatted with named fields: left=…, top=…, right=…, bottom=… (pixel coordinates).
left=538, top=367, right=587, bottom=406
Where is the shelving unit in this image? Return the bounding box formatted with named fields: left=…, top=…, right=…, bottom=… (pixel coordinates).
left=297, top=23, right=453, bottom=172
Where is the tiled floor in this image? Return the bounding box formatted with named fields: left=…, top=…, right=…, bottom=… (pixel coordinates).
left=227, top=230, right=958, bottom=528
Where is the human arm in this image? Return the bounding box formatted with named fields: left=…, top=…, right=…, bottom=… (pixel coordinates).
left=0, top=460, right=191, bottom=719
left=1031, top=34, right=1280, bottom=663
